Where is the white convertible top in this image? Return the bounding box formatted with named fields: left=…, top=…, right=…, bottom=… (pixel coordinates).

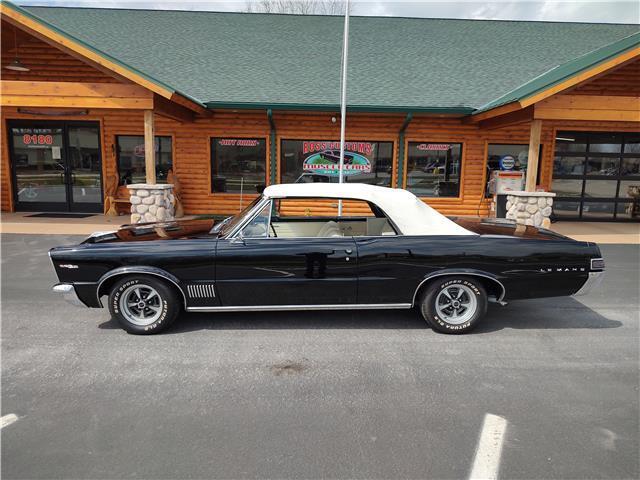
left=263, top=183, right=476, bottom=236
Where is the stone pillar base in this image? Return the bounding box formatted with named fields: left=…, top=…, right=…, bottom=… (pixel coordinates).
left=505, top=191, right=555, bottom=228
left=126, top=184, right=175, bottom=224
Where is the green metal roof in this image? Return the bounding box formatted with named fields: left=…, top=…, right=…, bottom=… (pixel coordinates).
left=476, top=31, right=640, bottom=113
left=11, top=3, right=640, bottom=112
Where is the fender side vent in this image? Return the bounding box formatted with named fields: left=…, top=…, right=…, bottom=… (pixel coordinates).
left=187, top=283, right=216, bottom=298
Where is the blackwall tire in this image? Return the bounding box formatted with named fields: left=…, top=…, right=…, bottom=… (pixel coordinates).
left=419, top=276, right=487, bottom=334
left=108, top=275, right=181, bottom=334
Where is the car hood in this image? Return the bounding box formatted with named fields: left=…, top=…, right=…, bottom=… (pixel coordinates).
left=82, top=218, right=217, bottom=243
left=449, top=217, right=572, bottom=241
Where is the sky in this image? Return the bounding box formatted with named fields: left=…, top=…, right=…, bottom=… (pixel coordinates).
left=14, top=0, right=640, bottom=24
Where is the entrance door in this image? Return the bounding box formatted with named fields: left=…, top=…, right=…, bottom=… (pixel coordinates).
left=8, top=121, right=103, bottom=213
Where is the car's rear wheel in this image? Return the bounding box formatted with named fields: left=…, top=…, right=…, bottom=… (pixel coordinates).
left=419, top=276, right=487, bottom=334
left=108, top=275, right=181, bottom=334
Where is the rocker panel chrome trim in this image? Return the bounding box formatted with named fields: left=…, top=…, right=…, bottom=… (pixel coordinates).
left=411, top=271, right=507, bottom=306
left=186, top=303, right=411, bottom=312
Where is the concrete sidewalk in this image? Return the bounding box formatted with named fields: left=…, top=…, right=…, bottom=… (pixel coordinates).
left=1, top=212, right=638, bottom=244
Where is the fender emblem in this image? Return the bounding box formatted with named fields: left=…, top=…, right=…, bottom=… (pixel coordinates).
left=59, top=264, right=78, bottom=269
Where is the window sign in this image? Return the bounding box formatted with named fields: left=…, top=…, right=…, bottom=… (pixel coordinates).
left=486, top=144, right=540, bottom=197
left=116, top=135, right=172, bottom=185
left=281, top=140, right=392, bottom=186
left=211, top=138, right=266, bottom=193
left=407, top=142, right=462, bottom=197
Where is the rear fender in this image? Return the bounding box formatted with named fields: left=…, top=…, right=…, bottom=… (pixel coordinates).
left=412, top=269, right=506, bottom=306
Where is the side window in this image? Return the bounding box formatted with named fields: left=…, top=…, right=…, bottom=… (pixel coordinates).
left=240, top=201, right=271, bottom=238
left=269, top=198, right=397, bottom=238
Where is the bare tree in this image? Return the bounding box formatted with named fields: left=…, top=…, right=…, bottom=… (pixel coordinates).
left=245, top=0, right=349, bottom=15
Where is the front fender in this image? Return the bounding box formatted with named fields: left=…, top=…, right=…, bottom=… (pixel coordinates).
left=96, top=266, right=188, bottom=308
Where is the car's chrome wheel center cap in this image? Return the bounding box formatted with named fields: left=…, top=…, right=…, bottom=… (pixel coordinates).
left=435, top=284, right=478, bottom=325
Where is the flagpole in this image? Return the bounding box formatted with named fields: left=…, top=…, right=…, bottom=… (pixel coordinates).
left=338, top=0, right=350, bottom=216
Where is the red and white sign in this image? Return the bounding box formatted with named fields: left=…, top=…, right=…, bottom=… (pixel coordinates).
left=417, top=143, right=451, bottom=151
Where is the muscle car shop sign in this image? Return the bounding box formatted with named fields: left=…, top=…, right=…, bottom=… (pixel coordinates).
left=301, top=141, right=373, bottom=176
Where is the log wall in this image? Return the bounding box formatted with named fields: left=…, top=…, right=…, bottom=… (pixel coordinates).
left=3, top=104, right=640, bottom=216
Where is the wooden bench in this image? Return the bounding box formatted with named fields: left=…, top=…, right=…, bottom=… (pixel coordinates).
left=104, top=172, right=130, bottom=216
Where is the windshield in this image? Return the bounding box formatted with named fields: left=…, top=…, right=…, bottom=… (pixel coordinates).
left=215, top=197, right=263, bottom=237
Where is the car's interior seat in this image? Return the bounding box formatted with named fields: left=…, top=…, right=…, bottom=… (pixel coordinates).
left=317, top=221, right=342, bottom=237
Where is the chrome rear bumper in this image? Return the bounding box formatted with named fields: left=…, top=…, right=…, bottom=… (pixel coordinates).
left=52, top=283, right=85, bottom=307
left=573, top=271, right=605, bottom=296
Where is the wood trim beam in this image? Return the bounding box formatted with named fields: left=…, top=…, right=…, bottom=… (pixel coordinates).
left=1, top=80, right=151, bottom=98
left=153, top=94, right=195, bottom=123
left=144, top=110, right=156, bottom=185
left=525, top=119, right=542, bottom=192
left=478, top=106, right=534, bottom=130
left=534, top=107, right=640, bottom=122
left=1, top=95, right=153, bottom=109
left=1, top=80, right=153, bottom=109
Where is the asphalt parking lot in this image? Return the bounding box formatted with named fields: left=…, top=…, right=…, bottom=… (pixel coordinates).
left=1, top=233, right=638, bottom=480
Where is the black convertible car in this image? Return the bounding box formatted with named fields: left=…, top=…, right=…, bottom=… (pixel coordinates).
left=50, top=183, right=604, bottom=334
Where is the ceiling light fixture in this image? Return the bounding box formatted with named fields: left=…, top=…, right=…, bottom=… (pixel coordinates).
left=5, top=27, right=30, bottom=72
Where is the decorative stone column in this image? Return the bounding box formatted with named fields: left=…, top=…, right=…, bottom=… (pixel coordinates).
left=505, top=191, right=555, bottom=228
left=126, top=184, right=175, bottom=224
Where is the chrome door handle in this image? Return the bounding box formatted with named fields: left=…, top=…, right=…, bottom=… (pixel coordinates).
left=345, top=248, right=353, bottom=254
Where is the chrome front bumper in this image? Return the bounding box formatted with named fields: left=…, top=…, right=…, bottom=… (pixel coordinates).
left=573, top=271, right=605, bottom=296
left=52, top=283, right=85, bottom=307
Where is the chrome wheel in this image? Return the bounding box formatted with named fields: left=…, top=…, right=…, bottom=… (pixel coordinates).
left=435, top=284, right=478, bottom=325
left=119, top=284, right=163, bottom=326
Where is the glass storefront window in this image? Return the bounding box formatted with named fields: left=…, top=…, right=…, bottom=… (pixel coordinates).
left=555, top=133, right=588, bottom=153
left=584, top=179, right=618, bottom=198
left=280, top=140, right=392, bottom=187
left=553, top=200, right=581, bottom=218
left=588, top=133, right=623, bottom=154
left=616, top=202, right=638, bottom=220
left=618, top=180, right=640, bottom=199
left=552, top=131, right=640, bottom=221
left=211, top=138, right=266, bottom=193
left=624, top=134, right=640, bottom=154
left=551, top=178, right=583, bottom=197
left=586, top=156, right=619, bottom=175
left=554, top=156, right=585, bottom=176
left=117, top=136, right=172, bottom=185
left=582, top=201, right=615, bottom=219
left=407, top=142, right=462, bottom=197
left=620, top=157, right=640, bottom=176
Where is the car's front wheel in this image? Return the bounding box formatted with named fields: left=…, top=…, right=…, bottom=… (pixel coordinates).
left=419, top=276, right=487, bottom=334
left=108, top=275, right=181, bottom=334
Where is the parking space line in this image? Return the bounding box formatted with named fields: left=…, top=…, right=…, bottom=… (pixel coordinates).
left=469, top=413, right=508, bottom=480
left=1, top=414, right=19, bottom=429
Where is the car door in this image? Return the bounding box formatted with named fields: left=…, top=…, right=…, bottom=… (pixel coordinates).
left=215, top=201, right=358, bottom=307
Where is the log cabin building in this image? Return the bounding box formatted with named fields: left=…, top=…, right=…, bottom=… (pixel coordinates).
left=1, top=2, right=639, bottom=222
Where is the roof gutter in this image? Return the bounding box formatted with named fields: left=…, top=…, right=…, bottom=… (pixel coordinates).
left=205, top=101, right=474, bottom=115
left=396, top=113, right=413, bottom=188
left=267, top=109, right=277, bottom=185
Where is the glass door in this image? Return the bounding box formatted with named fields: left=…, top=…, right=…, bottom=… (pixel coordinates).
left=67, top=125, right=103, bottom=212
left=8, top=121, right=103, bottom=212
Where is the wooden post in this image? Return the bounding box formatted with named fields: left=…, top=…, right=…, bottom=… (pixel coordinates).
left=144, top=109, right=156, bottom=185
left=525, top=119, right=542, bottom=192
